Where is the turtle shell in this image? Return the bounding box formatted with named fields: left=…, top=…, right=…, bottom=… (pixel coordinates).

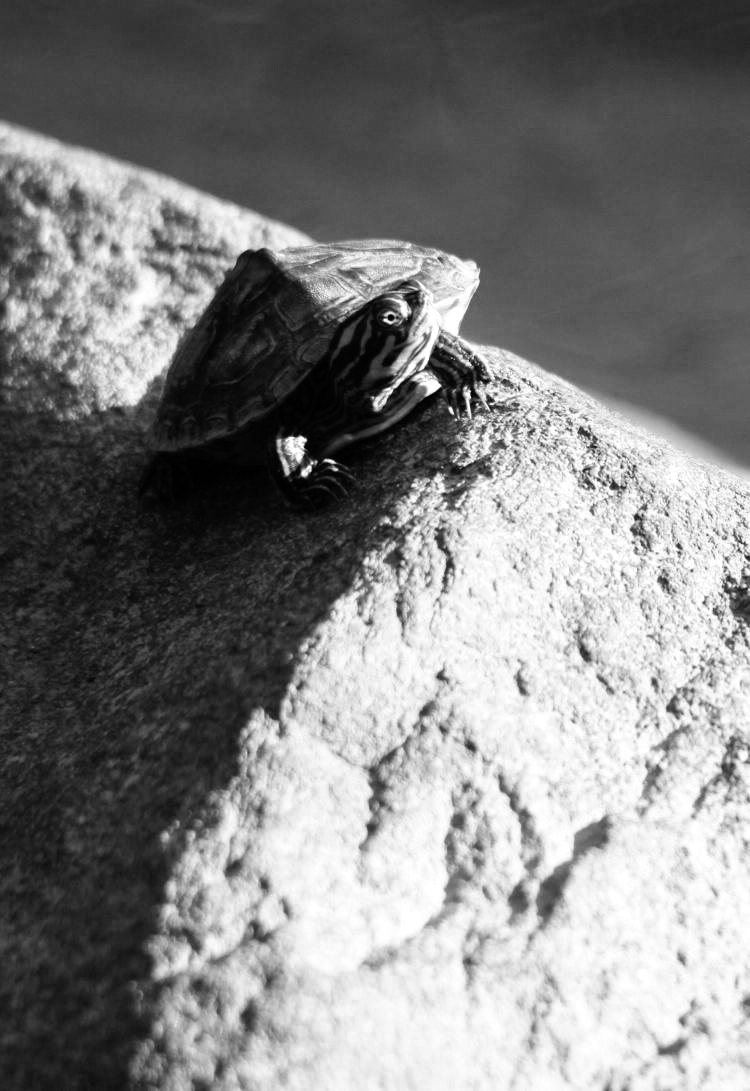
left=152, top=239, right=480, bottom=450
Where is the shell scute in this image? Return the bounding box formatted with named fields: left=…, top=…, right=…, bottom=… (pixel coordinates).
left=152, top=239, right=480, bottom=451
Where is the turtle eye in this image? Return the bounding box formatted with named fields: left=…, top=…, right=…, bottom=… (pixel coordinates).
left=375, top=298, right=411, bottom=328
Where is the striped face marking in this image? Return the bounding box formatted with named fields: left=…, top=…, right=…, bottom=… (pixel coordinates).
left=328, top=281, right=439, bottom=405
left=298, top=281, right=441, bottom=454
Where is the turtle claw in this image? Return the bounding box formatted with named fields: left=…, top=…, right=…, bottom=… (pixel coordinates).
left=269, top=431, right=355, bottom=507
left=431, top=329, right=494, bottom=422
left=444, top=378, right=483, bottom=421
left=291, top=457, right=355, bottom=508
left=475, top=385, right=491, bottom=412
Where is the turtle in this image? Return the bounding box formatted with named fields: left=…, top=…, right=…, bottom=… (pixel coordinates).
left=141, top=239, right=494, bottom=507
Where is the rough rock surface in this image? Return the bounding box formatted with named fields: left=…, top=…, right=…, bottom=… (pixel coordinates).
left=0, top=122, right=309, bottom=420
left=3, top=122, right=750, bottom=1091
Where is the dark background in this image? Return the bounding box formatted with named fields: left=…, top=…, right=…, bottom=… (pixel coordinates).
left=2, top=0, right=749, bottom=463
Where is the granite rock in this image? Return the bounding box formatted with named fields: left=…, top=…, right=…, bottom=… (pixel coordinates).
left=2, top=122, right=750, bottom=1091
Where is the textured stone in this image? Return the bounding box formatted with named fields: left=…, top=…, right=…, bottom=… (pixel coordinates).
left=3, top=123, right=750, bottom=1091
left=0, top=121, right=308, bottom=419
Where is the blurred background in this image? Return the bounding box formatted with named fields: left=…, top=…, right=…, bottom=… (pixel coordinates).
left=1, top=0, right=748, bottom=466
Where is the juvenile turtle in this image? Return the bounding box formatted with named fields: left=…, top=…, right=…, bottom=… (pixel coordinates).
left=142, top=239, right=494, bottom=506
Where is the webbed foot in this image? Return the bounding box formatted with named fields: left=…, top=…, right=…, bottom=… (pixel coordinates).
left=430, top=329, right=494, bottom=420
left=268, top=430, right=355, bottom=508
left=288, top=458, right=355, bottom=508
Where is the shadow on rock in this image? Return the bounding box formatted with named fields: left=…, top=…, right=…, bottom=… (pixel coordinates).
left=0, top=397, right=423, bottom=1089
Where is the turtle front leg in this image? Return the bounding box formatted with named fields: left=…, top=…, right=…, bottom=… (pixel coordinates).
left=430, top=329, right=493, bottom=419
left=266, top=428, right=354, bottom=508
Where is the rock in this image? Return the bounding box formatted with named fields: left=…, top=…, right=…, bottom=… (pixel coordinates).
left=3, top=122, right=750, bottom=1091
left=0, top=121, right=309, bottom=419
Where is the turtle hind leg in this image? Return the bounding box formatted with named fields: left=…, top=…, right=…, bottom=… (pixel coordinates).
left=266, top=429, right=354, bottom=508
left=139, top=451, right=193, bottom=505
left=430, top=329, right=494, bottom=419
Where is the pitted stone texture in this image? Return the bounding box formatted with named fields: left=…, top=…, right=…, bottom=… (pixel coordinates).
left=3, top=124, right=750, bottom=1091
left=0, top=121, right=309, bottom=419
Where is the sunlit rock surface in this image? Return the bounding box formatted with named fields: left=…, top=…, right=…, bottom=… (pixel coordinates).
left=3, top=122, right=750, bottom=1091
left=0, top=122, right=308, bottom=418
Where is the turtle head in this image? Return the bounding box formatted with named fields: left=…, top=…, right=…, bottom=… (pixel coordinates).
left=327, top=280, right=440, bottom=407
left=291, top=280, right=442, bottom=458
